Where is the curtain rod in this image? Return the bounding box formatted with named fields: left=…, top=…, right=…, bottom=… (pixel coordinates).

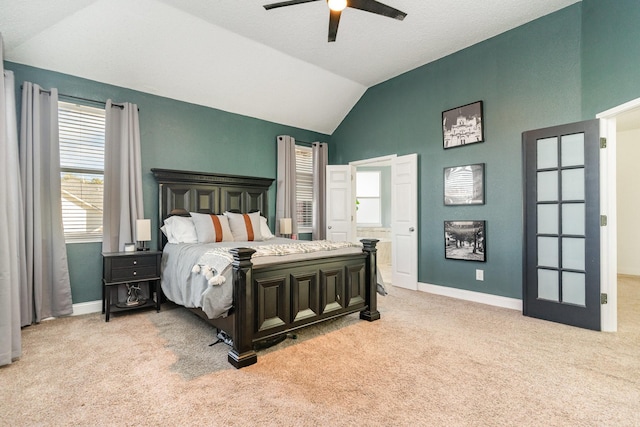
left=29, top=86, right=139, bottom=110
left=295, top=140, right=327, bottom=147
left=35, top=87, right=124, bottom=109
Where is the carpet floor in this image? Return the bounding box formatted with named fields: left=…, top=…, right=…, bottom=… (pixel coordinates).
left=1, top=276, right=639, bottom=426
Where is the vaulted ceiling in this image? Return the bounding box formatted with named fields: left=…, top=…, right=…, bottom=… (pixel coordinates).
left=1, top=0, right=579, bottom=134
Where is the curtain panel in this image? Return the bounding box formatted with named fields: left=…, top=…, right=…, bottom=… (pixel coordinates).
left=0, top=33, right=26, bottom=365
left=19, top=82, right=73, bottom=326
left=312, top=142, right=328, bottom=240
left=276, top=135, right=298, bottom=237
left=102, top=100, right=143, bottom=253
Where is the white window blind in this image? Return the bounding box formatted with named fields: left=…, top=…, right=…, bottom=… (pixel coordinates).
left=58, top=101, right=106, bottom=243
left=295, top=145, right=313, bottom=231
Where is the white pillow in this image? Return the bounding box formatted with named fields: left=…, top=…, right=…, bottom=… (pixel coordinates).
left=225, top=211, right=263, bottom=241
left=190, top=212, right=234, bottom=243
left=162, top=216, right=198, bottom=244
left=260, top=216, right=274, bottom=240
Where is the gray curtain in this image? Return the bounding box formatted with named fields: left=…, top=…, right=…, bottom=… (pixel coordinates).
left=0, top=34, right=26, bottom=366
left=102, top=100, right=143, bottom=253
left=276, top=135, right=298, bottom=237
left=312, top=142, right=328, bottom=240
left=19, top=82, right=73, bottom=326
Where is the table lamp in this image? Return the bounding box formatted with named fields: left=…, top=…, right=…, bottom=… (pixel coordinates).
left=136, top=219, right=151, bottom=251
left=279, top=218, right=292, bottom=238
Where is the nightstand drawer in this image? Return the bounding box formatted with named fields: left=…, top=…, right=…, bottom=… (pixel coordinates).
left=111, top=265, right=158, bottom=282
left=111, top=256, right=157, bottom=269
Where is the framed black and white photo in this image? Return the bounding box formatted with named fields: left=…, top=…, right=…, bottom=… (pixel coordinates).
left=444, top=220, right=486, bottom=262
left=444, top=163, right=485, bottom=205
left=442, top=101, right=484, bottom=149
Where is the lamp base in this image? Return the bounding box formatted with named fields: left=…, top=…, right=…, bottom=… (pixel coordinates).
left=137, top=247, right=150, bottom=251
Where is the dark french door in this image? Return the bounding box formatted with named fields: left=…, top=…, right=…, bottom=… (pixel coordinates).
left=522, top=119, right=601, bottom=330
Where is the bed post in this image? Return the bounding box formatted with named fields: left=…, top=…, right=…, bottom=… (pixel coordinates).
left=360, top=239, right=381, bottom=321
left=228, top=247, right=258, bottom=368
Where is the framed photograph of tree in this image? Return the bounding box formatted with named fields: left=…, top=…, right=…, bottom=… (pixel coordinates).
left=444, top=220, right=486, bottom=262
left=442, top=101, right=484, bottom=149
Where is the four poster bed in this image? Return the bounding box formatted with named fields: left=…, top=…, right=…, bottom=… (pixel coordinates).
left=152, top=168, right=380, bottom=369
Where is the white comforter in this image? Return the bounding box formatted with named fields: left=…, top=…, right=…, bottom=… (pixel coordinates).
left=161, top=238, right=363, bottom=319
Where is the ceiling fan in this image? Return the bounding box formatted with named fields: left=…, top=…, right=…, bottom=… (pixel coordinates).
left=263, top=0, right=407, bottom=42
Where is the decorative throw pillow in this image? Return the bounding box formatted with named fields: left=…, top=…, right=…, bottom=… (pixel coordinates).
left=260, top=216, right=274, bottom=240
left=162, top=216, right=198, bottom=244
left=190, top=212, right=234, bottom=243
left=225, top=211, right=263, bottom=241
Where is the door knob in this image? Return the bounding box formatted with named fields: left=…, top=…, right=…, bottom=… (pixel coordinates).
left=409, top=227, right=415, bottom=232
left=328, top=226, right=332, bottom=229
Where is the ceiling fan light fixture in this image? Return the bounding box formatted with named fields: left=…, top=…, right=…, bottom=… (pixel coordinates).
left=327, top=0, right=347, bottom=12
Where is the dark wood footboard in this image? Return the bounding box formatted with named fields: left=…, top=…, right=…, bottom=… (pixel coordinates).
left=228, top=239, right=380, bottom=369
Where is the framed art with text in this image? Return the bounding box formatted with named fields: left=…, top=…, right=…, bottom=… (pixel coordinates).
left=442, top=101, right=484, bottom=149
left=444, top=220, right=486, bottom=262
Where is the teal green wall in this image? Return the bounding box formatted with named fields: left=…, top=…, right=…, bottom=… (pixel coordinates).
left=6, top=62, right=328, bottom=303
left=331, top=4, right=584, bottom=298
left=8, top=0, right=640, bottom=304
left=333, top=0, right=640, bottom=300
left=581, top=0, right=640, bottom=117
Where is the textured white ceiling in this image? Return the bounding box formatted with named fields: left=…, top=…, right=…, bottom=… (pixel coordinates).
left=1, top=0, right=579, bottom=134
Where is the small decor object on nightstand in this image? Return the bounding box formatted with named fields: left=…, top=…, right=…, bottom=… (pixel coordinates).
left=136, top=218, right=151, bottom=251
left=124, top=242, right=136, bottom=252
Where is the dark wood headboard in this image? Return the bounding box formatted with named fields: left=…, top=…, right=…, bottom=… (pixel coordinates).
left=151, top=168, right=275, bottom=247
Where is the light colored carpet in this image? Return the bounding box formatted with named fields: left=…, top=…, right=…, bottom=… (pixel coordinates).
left=2, top=276, right=639, bottom=426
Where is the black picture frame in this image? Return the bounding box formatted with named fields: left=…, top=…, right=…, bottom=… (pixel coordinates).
left=444, top=220, right=486, bottom=262
left=442, top=101, right=484, bottom=149
left=444, top=163, right=485, bottom=205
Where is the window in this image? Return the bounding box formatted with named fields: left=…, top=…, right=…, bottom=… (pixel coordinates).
left=59, top=101, right=106, bottom=243
left=295, top=145, right=313, bottom=232
left=356, top=171, right=381, bottom=225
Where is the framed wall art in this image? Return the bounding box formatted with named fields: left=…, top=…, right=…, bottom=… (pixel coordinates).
left=444, top=220, right=486, bottom=262
left=444, top=163, right=485, bottom=205
left=442, top=101, right=484, bottom=149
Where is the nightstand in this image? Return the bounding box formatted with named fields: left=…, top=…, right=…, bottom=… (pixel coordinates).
left=102, top=250, right=162, bottom=322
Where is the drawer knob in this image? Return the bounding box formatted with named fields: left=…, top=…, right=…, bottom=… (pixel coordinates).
left=133, top=260, right=137, bottom=265
left=133, top=271, right=137, bottom=276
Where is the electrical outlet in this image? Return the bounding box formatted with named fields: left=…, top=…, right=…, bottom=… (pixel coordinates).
left=476, top=269, right=484, bottom=281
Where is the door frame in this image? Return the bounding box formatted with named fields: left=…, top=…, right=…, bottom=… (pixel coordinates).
left=595, top=97, right=640, bottom=332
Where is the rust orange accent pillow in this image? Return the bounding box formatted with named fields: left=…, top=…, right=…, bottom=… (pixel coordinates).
left=225, top=211, right=263, bottom=241
left=190, top=212, right=234, bottom=243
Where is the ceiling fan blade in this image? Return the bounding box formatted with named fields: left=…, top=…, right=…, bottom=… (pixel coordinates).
left=328, top=9, right=342, bottom=42
left=263, top=0, right=322, bottom=10
left=347, top=0, right=407, bottom=20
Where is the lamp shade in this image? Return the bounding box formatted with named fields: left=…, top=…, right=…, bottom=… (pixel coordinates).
left=279, top=218, right=292, bottom=235
left=136, top=219, right=151, bottom=242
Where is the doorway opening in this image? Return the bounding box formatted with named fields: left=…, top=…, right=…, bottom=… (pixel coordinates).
left=351, top=156, right=394, bottom=286
left=597, top=98, right=640, bottom=331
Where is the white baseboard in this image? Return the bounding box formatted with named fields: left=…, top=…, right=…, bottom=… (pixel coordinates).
left=72, top=300, right=102, bottom=316
left=418, top=282, right=523, bottom=311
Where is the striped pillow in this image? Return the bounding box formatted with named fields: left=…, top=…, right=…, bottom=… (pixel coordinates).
left=190, top=212, right=234, bottom=243
left=225, top=211, right=263, bottom=242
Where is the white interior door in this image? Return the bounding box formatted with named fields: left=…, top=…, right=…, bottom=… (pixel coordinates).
left=391, top=154, right=418, bottom=290
left=325, top=165, right=355, bottom=242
